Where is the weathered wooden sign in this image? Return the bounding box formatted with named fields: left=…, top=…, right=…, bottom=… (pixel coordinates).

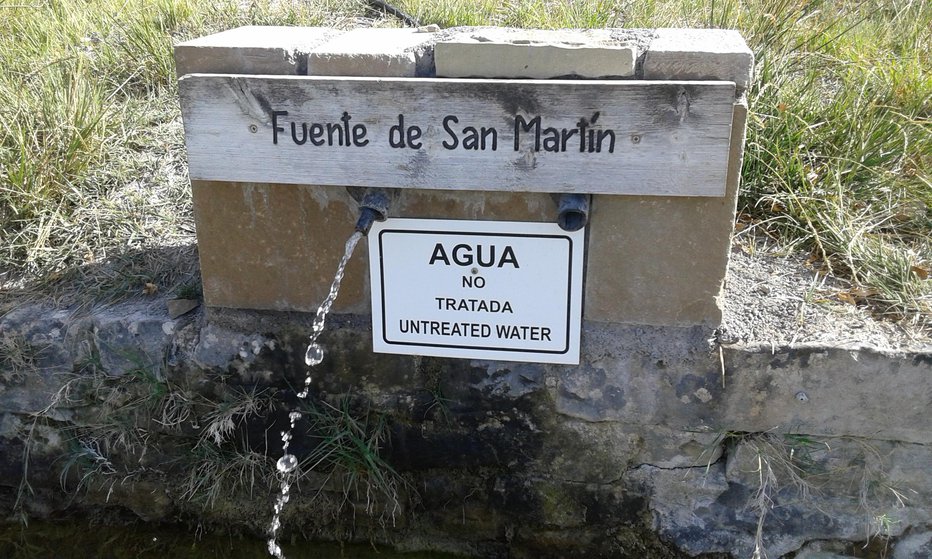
left=368, top=218, right=584, bottom=364
left=179, top=75, right=735, bottom=196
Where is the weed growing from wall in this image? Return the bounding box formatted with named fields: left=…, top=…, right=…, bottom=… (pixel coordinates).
left=719, top=431, right=915, bottom=559
left=11, top=352, right=409, bottom=539
left=0, top=335, right=40, bottom=386
left=295, top=397, right=408, bottom=526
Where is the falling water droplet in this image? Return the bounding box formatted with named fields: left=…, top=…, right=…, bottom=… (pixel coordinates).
left=304, top=343, right=324, bottom=366
left=268, top=231, right=364, bottom=559
left=276, top=454, right=298, bottom=473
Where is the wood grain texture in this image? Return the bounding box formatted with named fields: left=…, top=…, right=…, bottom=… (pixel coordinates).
left=179, top=75, right=735, bottom=196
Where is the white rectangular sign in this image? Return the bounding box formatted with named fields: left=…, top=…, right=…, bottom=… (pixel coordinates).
left=368, top=218, right=584, bottom=365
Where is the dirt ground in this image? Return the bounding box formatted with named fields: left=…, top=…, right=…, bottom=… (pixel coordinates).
left=722, top=235, right=931, bottom=351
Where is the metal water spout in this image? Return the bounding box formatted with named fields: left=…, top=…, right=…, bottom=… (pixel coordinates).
left=349, top=187, right=393, bottom=235
left=557, top=193, right=590, bottom=232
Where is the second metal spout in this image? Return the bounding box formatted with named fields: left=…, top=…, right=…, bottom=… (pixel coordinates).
left=557, top=194, right=590, bottom=232
left=351, top=188, right=392, bottom=235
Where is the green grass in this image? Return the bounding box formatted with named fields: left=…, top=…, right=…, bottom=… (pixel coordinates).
left=29, top=360, right=403, bottom=519
left=36, top=359, right=282, bottom=509
left=0, top=0, right=929, bottom=326
left=296, top=397, right=406, bottom=522
left=397, top=0, right=625, bottom=28
left=728, top=0, right=931, bottom=324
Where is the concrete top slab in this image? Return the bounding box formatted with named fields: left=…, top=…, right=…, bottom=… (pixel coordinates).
left=307, top=28, right=438, bottom=77
left=648, top=28, right=752, bottom=56
left=176, top=26, right=336, bottom=50
left=441, top=27, right=631, bottom=47
left=643, top=28, right=754, bottom=90
left=174, top=26, right=340, bottom=76
left=436, top=27, right=636, bottom=78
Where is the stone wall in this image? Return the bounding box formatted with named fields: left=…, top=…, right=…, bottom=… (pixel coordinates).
left=2, top=297, right=930, bottom=557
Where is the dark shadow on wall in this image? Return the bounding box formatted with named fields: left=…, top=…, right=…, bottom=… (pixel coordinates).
left=0, top=242, right=201, bottom=315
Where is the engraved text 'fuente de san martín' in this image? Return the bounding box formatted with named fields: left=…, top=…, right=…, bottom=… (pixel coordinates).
left=180, top=76, right=736, bottom=196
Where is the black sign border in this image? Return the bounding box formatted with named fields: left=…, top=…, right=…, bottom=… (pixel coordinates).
left=377, top=229, right=575, bottom=355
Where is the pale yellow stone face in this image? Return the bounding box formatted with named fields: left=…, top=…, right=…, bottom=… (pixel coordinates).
left=192, top=182, right=368, bottom=313
left=192, top=183, right=556, bottom=313
left=584, top=103, right=747, bottom=326
left=307, top=28, right=437, bottom=77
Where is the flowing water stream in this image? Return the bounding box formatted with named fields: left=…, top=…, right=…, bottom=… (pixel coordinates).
left=267, top=231, right=364, bottom=559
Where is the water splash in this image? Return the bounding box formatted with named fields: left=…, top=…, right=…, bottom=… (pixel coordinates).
left=304, top=343, right=323, bottom=367
left=276, top=454, right=298, bottom=474
left=267, top=231, right=364, bottom=558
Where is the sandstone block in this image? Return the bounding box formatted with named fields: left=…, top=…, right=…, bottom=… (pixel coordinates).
left=166, top=298, right=199, bottom=319
left=174, top=26, right=340, bottom=76
left=191, top=182, right=367, bottom=314
left=307, top=28, right=437, bottom=77
left=436, top=28, right=636, bottom=78
left=192, top=181, right=555, bottom=314
left=644, top=28, right=754, bottom=90
left=584, top=101, right=747, bottom=326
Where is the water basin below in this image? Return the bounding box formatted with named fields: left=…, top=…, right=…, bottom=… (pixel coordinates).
left=0, top=520, right=466, bottom=559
